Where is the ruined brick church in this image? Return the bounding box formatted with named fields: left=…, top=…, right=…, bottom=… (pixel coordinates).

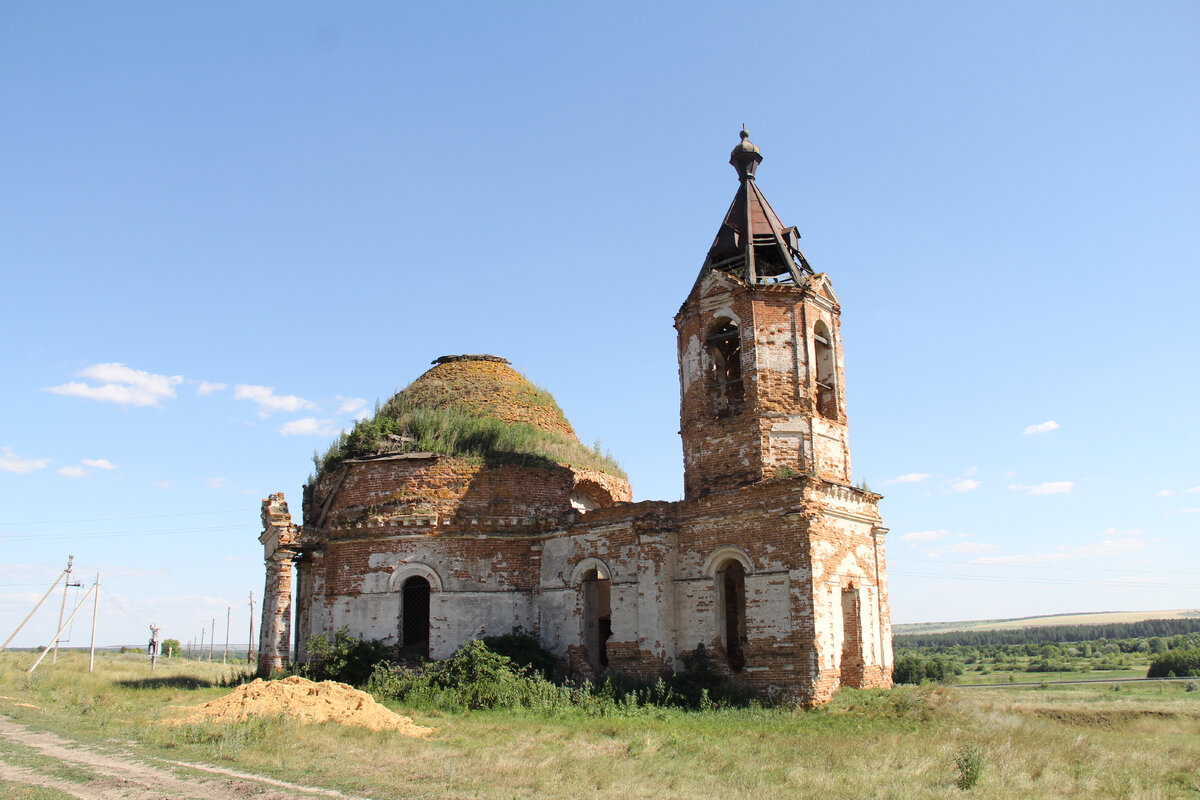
left=257, top=129, right=893, bottom=704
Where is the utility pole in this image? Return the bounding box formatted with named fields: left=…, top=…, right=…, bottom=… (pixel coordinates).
left=148, top=624, right=160, bottom=671
left=208, top=618, right=215, bottom=661
left=223, top=606, right=230, bottom=665
left=52, top=555, right=81, bottom=664
left=88, top=573, right=100, bottom=672
left=199, top=627, right=205, bottom=660
left=248, top=591, right=255, bottom=666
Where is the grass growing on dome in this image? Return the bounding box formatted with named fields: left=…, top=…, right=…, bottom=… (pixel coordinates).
left=315, top=395, right=626, bottom=480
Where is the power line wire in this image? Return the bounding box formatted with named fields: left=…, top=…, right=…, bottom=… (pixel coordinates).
left=101, top=588, right=147, bottom=628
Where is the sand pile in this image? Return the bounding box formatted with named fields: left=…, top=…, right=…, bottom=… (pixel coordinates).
left=176, top=675, right=432, bottom=735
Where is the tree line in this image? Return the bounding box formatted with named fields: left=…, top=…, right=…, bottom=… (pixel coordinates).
left=894, top=617, right=1200, bottom=649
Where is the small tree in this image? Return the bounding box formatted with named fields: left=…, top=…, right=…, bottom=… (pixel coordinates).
left=161, top=638, right=181, bottom=658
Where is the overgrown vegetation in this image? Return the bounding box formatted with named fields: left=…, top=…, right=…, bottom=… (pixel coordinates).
left=366, top=639, right=750, bottom=714
left=304, top=627, right=392, bottom=685
left=314, top=393, right=625, bottom=479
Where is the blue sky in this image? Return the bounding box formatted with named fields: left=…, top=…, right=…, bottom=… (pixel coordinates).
left=2, top=1, right=1198, bottom=648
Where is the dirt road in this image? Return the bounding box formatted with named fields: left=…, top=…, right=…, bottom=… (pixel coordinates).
left=0, top=715, right=371, bottom=800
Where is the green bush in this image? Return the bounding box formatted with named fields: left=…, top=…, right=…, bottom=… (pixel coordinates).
left=1147, top=649, right=1200, bottom=678
left=893, top=653, right=960, bottom=685
left=366, top=639, right=758, bottom=714
left=368, top=639, right=570, bottom=711
left=304, top=628, right=391, bottom=686
left=954, top=743, right=985, bottom=790
left=481, top=628, right=558, bottom=679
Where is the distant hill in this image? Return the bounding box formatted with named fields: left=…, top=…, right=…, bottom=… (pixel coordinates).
left=894, top=609, right=1200, bottom=636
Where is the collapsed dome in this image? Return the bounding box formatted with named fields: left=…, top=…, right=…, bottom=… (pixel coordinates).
left=316, top=355, right=626, bottom=481
left=401, top=355, right=577, bottom=441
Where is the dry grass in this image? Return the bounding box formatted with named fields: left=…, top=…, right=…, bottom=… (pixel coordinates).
left=1, top=651, right=1199, bottom=798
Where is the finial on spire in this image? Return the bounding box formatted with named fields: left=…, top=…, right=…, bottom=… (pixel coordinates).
left=730, top=125, right=762, bottom=180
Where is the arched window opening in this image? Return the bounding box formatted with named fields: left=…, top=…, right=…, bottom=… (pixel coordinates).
left=400, top=576, right=431, bottom=660
left=582, top=569, right=611, bottom=672
left=707, top=321, right=744, bottom=418
left=716, top=560, right=747, bottom=672
left=840, top=585, right=864, bottom=687
left=813, top=321, right=837, bottom=419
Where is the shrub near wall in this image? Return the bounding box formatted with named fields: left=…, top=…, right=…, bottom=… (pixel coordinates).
left=1147, top=648, right=1200, bottom=678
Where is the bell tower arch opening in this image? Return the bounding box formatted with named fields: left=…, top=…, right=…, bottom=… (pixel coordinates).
left=706, top=320, right=744, bottom=417
left=814, top=320, right=837, bottom=419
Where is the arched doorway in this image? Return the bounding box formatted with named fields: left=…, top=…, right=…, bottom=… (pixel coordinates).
left=716, top=560, right=746, bottom=672
left=399, top=576, right=430, bottom=660
left=582, top=568, right=611, bottom=672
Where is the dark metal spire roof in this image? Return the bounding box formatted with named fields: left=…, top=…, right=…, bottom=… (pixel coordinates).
left=699, top=127, right=812, bottom=286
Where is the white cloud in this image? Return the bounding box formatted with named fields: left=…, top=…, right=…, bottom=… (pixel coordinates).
left=1024, top=420, right=1060, bottom=435
left=354, top=409, right=371, bottom=421
left=336, top=396, right=368, bottom=415
left=196, top=381, right=227, bottom=396
left=1186, top=486, right=1200, bottom=494
left=154, top=480, right=173, bottom=489
left=885, top=473, right=930, bottom=485
left=56, top=458, right=119, bottom=478
left=974, top=533, right=1146, bottom=565
left=205, top=477, right=230, bottom=489
left=233, top=384, right=316, bottom=417
left=0, top=446, right=50, bottom=474
left=1178, top=508, right=1200, bottom=515
left=900, top=529, right=949, bottom=543
left=950, top=479, right=981, bottom=493
left=45, top=363, right=183, bottom=407
left=280, top=417, right=338, bottom=437
left=1010, top=481, right=1074, bottom=495
left=1155, top=490, right=1174, bottom=497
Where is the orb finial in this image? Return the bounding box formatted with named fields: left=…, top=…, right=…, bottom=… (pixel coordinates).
left=729, top=125, right=762, bottom=180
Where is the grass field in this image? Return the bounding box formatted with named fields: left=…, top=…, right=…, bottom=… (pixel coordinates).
left=895, top=609, right=1200, bottom=636
left=1, top=650, right=1199, bottom=799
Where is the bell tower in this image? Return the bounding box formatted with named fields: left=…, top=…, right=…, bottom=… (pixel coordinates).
left=676, top=128, right=853, bottom=499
